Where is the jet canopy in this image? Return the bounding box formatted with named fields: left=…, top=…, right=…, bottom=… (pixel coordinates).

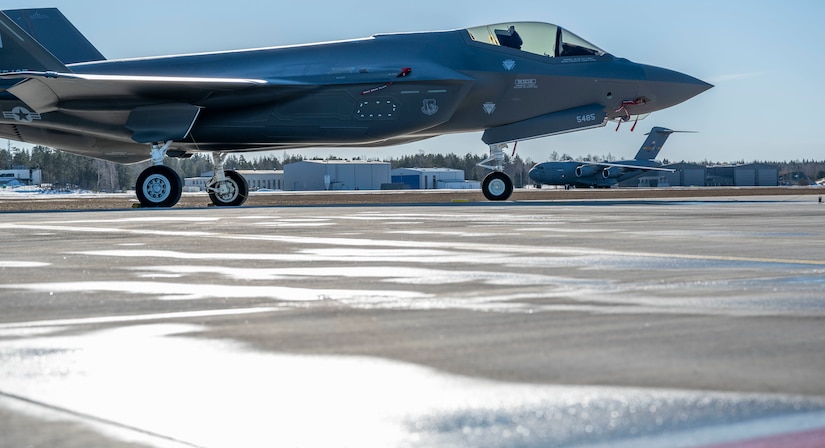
left=466, top=22, right=605, bottom=58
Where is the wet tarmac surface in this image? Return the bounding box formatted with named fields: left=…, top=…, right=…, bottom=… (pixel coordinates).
left=1, top=194, right=824, bottom=447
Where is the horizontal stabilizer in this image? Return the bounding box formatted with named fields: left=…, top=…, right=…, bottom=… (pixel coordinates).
left=482, top=104, right=606, bottom=145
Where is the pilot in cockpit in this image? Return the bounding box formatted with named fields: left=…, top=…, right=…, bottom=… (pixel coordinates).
left=495, top=26, right=523, bottom=50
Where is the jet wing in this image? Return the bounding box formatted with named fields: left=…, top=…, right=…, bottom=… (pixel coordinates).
left=0, top=71, right=281, bottom=143
left=579, top=161, right=675, bottom=172
left=0, top=71, right=271, bottom=113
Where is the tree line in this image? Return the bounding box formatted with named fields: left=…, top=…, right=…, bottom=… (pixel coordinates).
left=2, top=144, right=823, bottom=191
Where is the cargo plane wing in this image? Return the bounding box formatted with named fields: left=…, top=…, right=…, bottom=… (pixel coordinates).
left=0, top=8, right=711, bottom=207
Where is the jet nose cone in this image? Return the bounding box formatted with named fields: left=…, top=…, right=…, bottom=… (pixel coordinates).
left=640, top=65, right=713, bottom=109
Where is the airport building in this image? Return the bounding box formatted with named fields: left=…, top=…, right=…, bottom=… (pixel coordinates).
left=0, top=167, right=42, bottom=187
left=238, top=170, right=284, bottom=191
left=663, top=163, right=708, bottom=187
left=185, top=170, right=284, bottom=192
left=185, top=163, right=480, bottom=192
left=618, top=162, right=778, bottom=188
left=390, top=167, right=479, bottom=190
left=706, top=163, right=779, bottom=187
left=185, top=162, right=391, bottom=192
left=283, top=160, right=391, bottom=191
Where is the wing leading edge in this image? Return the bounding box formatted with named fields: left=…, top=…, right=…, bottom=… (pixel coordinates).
left=576, top=161, right=675, bottom=172
left=1, top=71, right=269, bottom=113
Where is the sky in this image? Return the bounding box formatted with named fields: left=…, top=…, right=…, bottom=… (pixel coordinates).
left=3, top=0, right=824, bottom=163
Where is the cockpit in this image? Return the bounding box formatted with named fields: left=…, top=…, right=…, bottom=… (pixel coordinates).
left=466, top=22, right=606, bottom=58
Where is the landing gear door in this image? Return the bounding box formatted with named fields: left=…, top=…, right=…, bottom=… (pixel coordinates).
left=482, top=103, right=606, bottom=145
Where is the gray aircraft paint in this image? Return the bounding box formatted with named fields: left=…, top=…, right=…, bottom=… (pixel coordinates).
left=0, top=9, right=710, bottom=206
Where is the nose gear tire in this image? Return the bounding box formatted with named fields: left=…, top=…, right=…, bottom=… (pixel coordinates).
left=482, top=172, right=514, bottom=201
left=208, top=170, right=249, bottom=207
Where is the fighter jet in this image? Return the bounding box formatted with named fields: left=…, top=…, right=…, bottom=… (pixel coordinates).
left=528, top=127, right=687, bottom=188
left=0, top=8, right=711, bottom=207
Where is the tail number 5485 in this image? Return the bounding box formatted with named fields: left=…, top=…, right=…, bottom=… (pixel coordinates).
left=576, top=113, right=597, bottom=124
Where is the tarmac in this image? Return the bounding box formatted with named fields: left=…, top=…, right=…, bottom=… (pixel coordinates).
left=1, top=189, right=824, bottom=447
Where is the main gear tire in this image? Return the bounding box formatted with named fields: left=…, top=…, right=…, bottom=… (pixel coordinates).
left=135, top=165, right=182, bottom=208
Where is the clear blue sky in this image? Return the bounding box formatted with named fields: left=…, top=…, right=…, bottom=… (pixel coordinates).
left=4, top=0, right=824, bottom=163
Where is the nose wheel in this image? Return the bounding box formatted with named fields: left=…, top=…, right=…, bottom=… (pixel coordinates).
left=481, top=171, right=513, bottom=201
left=208, top=170, right=249, bottom=207
left=206, top=152, right=249, bottom=206
left=478, top=143, right=514, bottom=201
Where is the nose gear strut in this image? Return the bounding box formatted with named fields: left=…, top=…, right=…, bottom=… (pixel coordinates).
left=477, top=143, right=514, bottom=201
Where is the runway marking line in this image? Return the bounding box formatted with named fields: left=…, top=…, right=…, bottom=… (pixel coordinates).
left=0, top=307, right=279, bottom=329
left=2, top=223, right=824, bottom=267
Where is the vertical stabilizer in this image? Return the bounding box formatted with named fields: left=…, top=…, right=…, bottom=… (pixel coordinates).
left=634, top=127, right=675, bottom=161
left=0, top=11, right=68, bottom=73
left=3, top=8, right=104, bottom=65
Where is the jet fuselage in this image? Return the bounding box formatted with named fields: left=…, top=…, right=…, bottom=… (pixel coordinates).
left=1, top=23, right=711, bottom=163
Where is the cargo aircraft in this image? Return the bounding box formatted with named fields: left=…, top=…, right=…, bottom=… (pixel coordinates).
left=528, top=126, right=687, bottom=188
left=0, top=8, right=711, bottom=207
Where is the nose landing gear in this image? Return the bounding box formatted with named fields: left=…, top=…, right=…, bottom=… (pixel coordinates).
left=478, top=143, right=514, bottom=201
left=207, top=170, right=248, bottom=207
left=206, top=153, right=248, bottom=207
left=481, top=171, right=513, bottom=201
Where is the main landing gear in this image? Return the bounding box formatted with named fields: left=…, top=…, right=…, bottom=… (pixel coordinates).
left=477, top=143, right=514, bottom=201
left=206, top=152, right=249, bottom=207
left=136, top=165, right=182, bottom=208
left=134, top=142, right=249, bottom=208
left=135, top=141, right=182, bottom=208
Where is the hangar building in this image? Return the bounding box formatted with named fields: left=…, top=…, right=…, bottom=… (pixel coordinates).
left=238, top=170, right=284, bottom=190
left=185, top=170, right=284, bottom=192
left=391, top=167, right=479, bottom=190
left=617, top=163, right=778, bottom=187
left=662, top=163, right=707, bottom=187
left=707, top=164, right=779, bottom=187
left=284, top=160, right=391, bottom=191
left=617, top=163, right=705, bottom=188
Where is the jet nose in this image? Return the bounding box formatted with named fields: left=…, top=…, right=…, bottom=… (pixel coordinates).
left=639, top=65, right=713, bottom=110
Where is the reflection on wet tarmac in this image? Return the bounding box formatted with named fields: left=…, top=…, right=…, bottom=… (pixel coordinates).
left=1, top=324, right=823, bottom=448
left=1, top=200, right=824, bottom=446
